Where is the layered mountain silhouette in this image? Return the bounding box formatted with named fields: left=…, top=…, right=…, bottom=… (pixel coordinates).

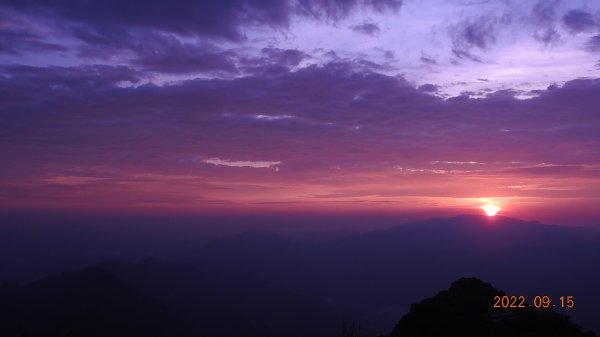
left=0, top=267, right=189, bottom=337
left=1, top=214, right=599, bottom=336
left=1, top=267, right=597, bottom=337
left=0, top=259, right=370, bottom=337
left=390, top=277, right=598, bottom=337
left=185, top=215, right=600, bottom=334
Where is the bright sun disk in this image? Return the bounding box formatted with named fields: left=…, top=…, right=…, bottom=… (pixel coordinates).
left=482, top=204, right=500, bottom=217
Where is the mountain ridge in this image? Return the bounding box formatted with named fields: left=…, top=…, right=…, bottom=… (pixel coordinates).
left=186, top=214, right=600, bottom=334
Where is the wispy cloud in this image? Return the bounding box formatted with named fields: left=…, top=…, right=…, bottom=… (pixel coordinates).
left=253, top=114, right=296, bottom=121
left=43, top=176, right=106, bottom=186
left=203, top=158, right=281, bottom=169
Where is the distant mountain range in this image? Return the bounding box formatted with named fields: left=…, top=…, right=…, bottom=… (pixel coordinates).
left=1, top=264, right=596, bottom=336
left=0, top=259, right=368, bottom=337
left=184, top=215, right=600, bottom=334
left=1, top=214, right=599, bottom=336
left=0, top=266, right=188, bottom=337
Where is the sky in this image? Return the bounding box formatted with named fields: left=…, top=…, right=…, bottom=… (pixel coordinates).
left=1, top=0, right=600, bottom=225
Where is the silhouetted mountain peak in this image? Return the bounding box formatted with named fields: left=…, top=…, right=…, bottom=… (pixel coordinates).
left=390, top=277, right=597, bottom=337
left=448, top=277, right=497, bottom=296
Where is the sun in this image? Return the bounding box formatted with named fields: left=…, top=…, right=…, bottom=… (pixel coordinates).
left=482, top=204, right=500, bottom=217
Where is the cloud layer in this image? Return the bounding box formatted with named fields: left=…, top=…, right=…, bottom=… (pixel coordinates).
left=1, top=60, right=600, bottom=221
left=1, top=0, right=600, bottom=224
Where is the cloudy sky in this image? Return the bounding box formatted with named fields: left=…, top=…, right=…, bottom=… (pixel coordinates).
left=2, top=0, right=600, bottom=224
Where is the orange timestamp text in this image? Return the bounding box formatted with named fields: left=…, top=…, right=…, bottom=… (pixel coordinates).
left=493, top=295, right=575, bottom=309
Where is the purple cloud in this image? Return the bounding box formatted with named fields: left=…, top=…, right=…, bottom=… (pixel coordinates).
left=136, top=42, right=239, bottom=74
left=448, top=13, right=509, bottom=63
left=418, top=83, right=438, bottom=93
left=451, top=48, right=482, bottom=63
left=586, top=35, right=600, bottom=53
left=531, top=0, right=559, bottom=26
left=2, top=61, right=600, bottom=172
left=533, top=26, right=560, bottom=45
left=258, top=48, right=306, bottom=67
left=351, top=22, right=381, bottom=36
left=419, top=53, right=437, bottom=65
left=0, top=64, right=140, bottom=96
left=0, top=28, right=66, bottom=55
left=450, top=15, right=498, bottom=50
left=2, top=59, right=600, bottom=211
left=0, top=0, right=401, bottom=44
left=563, top=9, right=597, bottom=33
left=0, top=12, right=67, bottom=55
left=530, top=0, right=561, bottom=45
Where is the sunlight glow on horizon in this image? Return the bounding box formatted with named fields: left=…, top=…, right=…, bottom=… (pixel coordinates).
left=482, top=204, right=500, bottom=217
